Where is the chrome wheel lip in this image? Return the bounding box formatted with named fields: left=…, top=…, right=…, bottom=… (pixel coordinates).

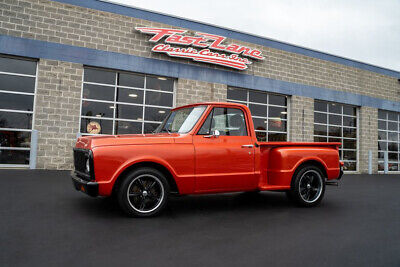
left=298, top=170, right=323, bottom=203
left=127, top=174, right=164, bottom=214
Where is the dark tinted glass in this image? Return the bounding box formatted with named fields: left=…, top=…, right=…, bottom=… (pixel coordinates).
left=378, top=131, right=387, bottom=140
left=145, top=91, right=173, bottom=107
left=343, top=128, right=356, bottom=138
left=117, top=88, right=143, bottom=104
left=82, top=84, right=114, bottom=101
left=256, top=131, right=266, bottom=141
left=143, top=123, right=161, bottom=134
left=116, top=120, right=142, bottom=134
left=144, top=107, right=170, bottom=122
left=343, top=162, right=356, bottom=171
left=343, top=106, right=356, bottom=116
left=227, top=88, right=247, bottom=101
left=84, top=68, right=115, bottom=84
left=249, top=91, right=267, bottom=104
left=0, top=131, right=31, bottom=147
left=328, top=126, right=341, bottom=137
left=269, top=94, right=286, bottom=106
left=116, top=104, right=143, bottom=120
left=0, top=57, right=36, bottom=75
left=0, top=92, right=34, bottom=111
left=343, top=117, right=356, bottom=127
left=0, top=74, right=36, bottom=93
left=378, top=110, right=387, bottom=120
left=268, top=119, right=286, bottom=132
left=268, top=133, right=286, bottom=141
left=80, top=118, right=113, bottom=134
left=314, top=101, right=327, bottom=112
left=0, top=149, right=30, bottom=164
left=389, top=153, right=398, bottom=160
left=314, top=136, right=327, bottom=142
left=388, top=122, right=397, bottom=131
left=249, top=104, right=267, bottom=117
left=343, top=139, right=357, bottom=149
left=253, top=118, right=266, bottom=131
left=0, top=111, right=32, bottom=129
left=388, top=142, right=398, bottom=151
left=329, top=103, right=341, bottom=114
left=314, top=112, right=327, bottom=124
left=269, top=106, right=287, bottom=119
left=146, top=76, right=174, bottom=92
left=81, top=101, right=114, bottom=118
left=118, top=72, right=144, bottom=88
left=378, top=141, right=387, bottom=150
left=329, top=114, right=341, bottom=125
left=388, top=132, right=397, bottom=141
left=388, top=112, right=398, bottom=121
left=343, top=150, right=356, bottom=160
left=378, top=120, right=386, bottom=130
left=314, top=124, right=327, bottom=136
left=328, top=138, right=341, bottom=144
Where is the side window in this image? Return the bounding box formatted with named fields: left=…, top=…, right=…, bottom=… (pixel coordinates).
left=198, top=108, right=248, bottom=136
left=198, top=109, right=213, bottom=135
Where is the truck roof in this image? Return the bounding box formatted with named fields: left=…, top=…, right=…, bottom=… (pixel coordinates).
left=172, top=102, right=247, bottom=110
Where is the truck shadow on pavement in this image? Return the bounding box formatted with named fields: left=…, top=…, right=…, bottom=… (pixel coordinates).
left=72, top=191, right=303, bottom=218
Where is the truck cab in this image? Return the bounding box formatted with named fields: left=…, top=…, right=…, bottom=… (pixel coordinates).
left=72, top=102, right=343, bottom=217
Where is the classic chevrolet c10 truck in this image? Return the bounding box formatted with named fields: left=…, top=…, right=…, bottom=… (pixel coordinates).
left=71, top=102, right=343, bottom=217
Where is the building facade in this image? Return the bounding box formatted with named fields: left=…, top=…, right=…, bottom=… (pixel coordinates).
left=0, top=0, right=399, bottom=173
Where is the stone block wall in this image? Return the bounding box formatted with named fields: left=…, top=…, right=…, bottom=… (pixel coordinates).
left=34, top=59, right=82, bottom=169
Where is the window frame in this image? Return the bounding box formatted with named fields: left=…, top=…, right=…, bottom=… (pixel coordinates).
left=0, top=55, right=38, bottom=168
left=196, top=107, right=249, bottom=137
left=313, top=100, right=359, bottom=172
left=377, top=110, right=400, bottom=173
left=227, top=87, right=288, bottom=141
left=79, top=67, right=176, bottom=136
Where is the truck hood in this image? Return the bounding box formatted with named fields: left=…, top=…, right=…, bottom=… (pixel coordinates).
left=75, top=133, right=180, bottom=149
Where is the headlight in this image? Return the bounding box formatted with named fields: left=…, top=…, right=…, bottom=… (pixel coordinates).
left=85, top=158, right=90, bottom=173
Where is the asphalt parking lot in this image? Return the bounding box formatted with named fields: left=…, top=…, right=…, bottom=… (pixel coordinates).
left=0, top=170, right=399, bottom=267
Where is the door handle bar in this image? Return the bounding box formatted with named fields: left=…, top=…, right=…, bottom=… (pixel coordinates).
left=241, top=144, right=254, bottom=148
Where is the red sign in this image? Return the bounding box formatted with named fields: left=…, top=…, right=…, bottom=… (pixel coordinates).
left=136, top=27, right=264, bottom=70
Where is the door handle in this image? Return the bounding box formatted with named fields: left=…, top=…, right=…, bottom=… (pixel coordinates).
left=241, top=144, right=254, bottom=148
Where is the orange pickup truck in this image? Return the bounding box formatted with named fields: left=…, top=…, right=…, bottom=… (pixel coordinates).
left=72, top=102, right=343, bottom=217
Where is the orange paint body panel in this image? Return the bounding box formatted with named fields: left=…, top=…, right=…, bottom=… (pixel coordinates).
left=73, top=102, right=342, bottom=196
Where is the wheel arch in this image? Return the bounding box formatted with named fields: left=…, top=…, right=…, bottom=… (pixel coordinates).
left=112, top=161, right=179, bottom=196
left=292, top=159, right=328, bottom=181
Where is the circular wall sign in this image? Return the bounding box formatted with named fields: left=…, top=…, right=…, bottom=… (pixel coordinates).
left=87, top=121, right=101, bottom=134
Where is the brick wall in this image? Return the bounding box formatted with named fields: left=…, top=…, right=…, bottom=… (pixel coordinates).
left=176, top=78, right=227, bottom=106
left=34, top=59, right=82, bottom=169
left=289, top=96, right=314, bottom=142
left=0, top=0, right=399, bottom=103
left=358, top=106, right=378, bottom=173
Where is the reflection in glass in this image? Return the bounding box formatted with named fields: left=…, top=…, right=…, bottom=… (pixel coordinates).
left=0, top=149, right=30, bottom=164
left=0, top=131, right=31, bottom=147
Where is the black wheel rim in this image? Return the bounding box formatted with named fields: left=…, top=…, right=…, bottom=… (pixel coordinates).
left=127, top=174, right=164, bottom=213
left=299, top=170, right=323, bottom=203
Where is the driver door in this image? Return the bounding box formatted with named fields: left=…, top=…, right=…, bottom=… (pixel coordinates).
left=193, top=107, right=256, bottom=192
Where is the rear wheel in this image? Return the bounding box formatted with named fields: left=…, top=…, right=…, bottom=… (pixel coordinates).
left=117, top=167, right=169, bottom=217
left=287, top=165, right=325, bottom=207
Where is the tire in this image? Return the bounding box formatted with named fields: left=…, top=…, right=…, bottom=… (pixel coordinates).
left=116, top=167, right=170, bottom=217
left=287, top=165, right=325, bottom=207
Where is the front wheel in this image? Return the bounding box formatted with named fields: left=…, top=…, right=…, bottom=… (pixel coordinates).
left=287, top=165, right=325, bottom=207
left=117, top=167, right=169, bottom=217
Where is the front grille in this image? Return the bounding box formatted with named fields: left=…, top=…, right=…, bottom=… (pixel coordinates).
left=73, top=149, right=91, bottom=181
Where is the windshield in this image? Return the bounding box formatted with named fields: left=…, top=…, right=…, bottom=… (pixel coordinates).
left=155, top=106, right=207, bottom=134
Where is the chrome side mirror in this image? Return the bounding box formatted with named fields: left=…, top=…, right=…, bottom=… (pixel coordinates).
left=204, top=129, right=220, bottom=138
